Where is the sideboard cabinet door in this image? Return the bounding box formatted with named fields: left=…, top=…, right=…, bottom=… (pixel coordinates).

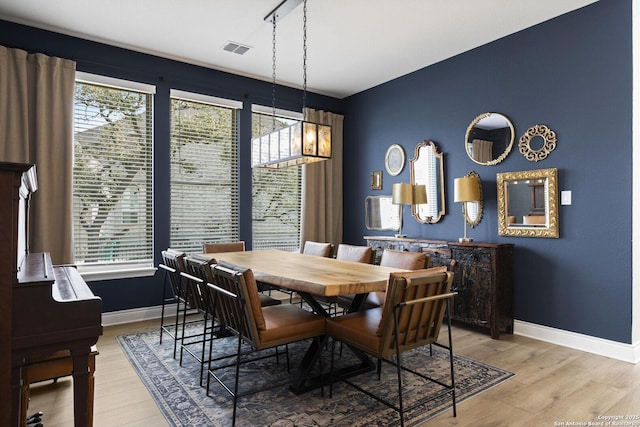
left=449, top=243, right=514, bottom=339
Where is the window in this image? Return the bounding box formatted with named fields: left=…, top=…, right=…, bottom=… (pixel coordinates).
left=251, top=107, right=303, bottom=251
left=73, top=73, right=155, bottom=276
left=169, top=90, right=242, bottom=253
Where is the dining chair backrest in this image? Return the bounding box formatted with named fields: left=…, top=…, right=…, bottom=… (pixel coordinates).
left=380, top=249, right=430, bottom=270
left=160, top=249, right=187, bottom=299
left=211, top=264, right=264, bottom=346
left=183, top=255, right=217, bottom=315
left=203, top=241, right=245, bottom=254
left=335, top=244, right=373, bottom=264
left=376, top=270, right=454, bottom=357
left=302, top=241, right=333, bottom=257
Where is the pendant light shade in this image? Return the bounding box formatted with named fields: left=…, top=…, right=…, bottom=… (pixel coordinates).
left=251, top=0, right=332, bottom=169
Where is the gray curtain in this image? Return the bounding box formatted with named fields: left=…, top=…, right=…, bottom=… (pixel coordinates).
left=301, top=108, right=344, bottom=247
left=0, top=45, right=76, bottom=264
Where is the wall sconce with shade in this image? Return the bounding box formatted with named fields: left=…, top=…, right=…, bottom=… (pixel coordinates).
left=251, top=0, right=331, bottom=169
left=454, top=176, right=481, bottom=242
left=392, top=183, right=427, bottom=238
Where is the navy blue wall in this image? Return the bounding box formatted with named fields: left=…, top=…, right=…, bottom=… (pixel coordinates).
left=342, top=0, right=632, bottom=343
left=1, top=0, right=633, bottom=344
left=0, top=19, right=343, bottom=313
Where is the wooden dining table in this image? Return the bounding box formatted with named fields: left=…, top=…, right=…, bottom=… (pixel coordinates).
left=199, top=248, right=407, bottom=393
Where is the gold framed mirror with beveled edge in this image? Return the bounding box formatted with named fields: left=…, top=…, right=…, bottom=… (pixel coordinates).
left=497, top=168, right=559, bottom=238
left=463, top=171, right=483, bottom=228
left=410, top=140, right=446, bottom=223
left=465, top=112, right=515, bottom=166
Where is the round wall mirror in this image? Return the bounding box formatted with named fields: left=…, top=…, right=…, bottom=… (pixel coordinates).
left=465, top=112, right=515, bottom=166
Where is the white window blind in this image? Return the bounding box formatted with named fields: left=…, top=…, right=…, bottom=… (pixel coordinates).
left=170, top=91, right=241, bottom=253
left=251, top=109, right=302, bottom=251
left=73, top=74, right=154, bottom=271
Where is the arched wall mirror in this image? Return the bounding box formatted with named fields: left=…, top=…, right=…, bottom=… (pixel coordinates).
left=497, top=168, right=559, bottom=238
left=365, top=195, right=401, bottom=231
left=465, top=112, right=515, bottom=165
left=463, top=171, right=483, bottom=228
left=410, top=140, right=445, bottom=223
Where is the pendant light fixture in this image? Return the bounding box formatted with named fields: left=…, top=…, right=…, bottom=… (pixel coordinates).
left=251, top=0, right=332, bottom=169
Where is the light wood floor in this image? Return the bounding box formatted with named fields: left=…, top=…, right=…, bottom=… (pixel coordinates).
left=26, top=319, right=640, bottom=427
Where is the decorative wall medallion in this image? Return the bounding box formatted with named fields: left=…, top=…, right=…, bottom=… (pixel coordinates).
left=519, top=124, right=557, bottom=162
left=385, top=144, right=405, bottom=176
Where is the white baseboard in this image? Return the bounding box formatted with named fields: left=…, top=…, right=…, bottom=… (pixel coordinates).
left=101, top=308, right=639, bottom=364
left=102, top=305, right=164, bottom=327
left=514, top=320, right=640, bottom=364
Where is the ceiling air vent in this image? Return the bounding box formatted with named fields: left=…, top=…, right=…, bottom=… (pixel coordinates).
left=222, top=41, right=251, bottom=55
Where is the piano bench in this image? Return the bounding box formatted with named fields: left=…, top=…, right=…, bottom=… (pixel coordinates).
left=20, top=346, right=98, bottom=427
left=22, top=345, right=98, bottom=385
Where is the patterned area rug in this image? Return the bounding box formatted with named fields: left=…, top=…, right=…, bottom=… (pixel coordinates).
left=117, top=323, right=514, bottom=427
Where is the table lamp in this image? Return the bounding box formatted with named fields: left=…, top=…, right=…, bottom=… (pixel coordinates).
left=454, top=176, right=481, bottom=242
left=392, top=183, right=427, bottom=238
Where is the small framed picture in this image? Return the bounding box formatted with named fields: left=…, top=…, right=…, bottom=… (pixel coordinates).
left=371, top=170, right=382, bottom=190
left=385, top=144, right=405, bottom=176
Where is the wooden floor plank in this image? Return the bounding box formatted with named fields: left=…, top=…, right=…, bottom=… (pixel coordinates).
left=25, top=319, right=639, bottom=426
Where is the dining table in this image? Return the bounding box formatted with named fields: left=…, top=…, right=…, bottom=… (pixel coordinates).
left=199, top=248, right=407, bottom=393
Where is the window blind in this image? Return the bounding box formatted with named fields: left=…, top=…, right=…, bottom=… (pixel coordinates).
left=73, top=76, right=154, bottom=268
left=251, top=109, right=302, bottom=251
left=169, top=92, right=241, bottom=253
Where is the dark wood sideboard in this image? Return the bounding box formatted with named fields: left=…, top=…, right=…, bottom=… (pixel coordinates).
left=364, top=236, right=514, bottom=339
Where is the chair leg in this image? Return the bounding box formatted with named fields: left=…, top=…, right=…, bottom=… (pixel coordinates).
left=231, top=334, right=243, bottom=427
left=159, top=274, right=169, bottom=345
left=329, top=337, right=336, bottom=398
left=198, top=311, right=209, bottom=386
left=445, top=303, right=457, bottom=417
left=393, top=314, right=405, bottom=427
left=172, top=297, right=183, bottom=359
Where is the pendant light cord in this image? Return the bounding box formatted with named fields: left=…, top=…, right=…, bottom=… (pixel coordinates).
left=302, top=0, right=308, bottom=113
left=271, top=15, right=277, bottom=131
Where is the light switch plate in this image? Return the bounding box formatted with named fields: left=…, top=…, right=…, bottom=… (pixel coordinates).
left=561, top=190, right=572, bottom=205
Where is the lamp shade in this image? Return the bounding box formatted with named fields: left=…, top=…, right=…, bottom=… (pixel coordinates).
left=454, top=176, right=480, bottom=203
left=413, top=184, right=427, bottom=205
left=392, top=183, right=413, bottom=205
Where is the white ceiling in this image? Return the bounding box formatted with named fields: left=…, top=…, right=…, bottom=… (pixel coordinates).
left=0, top=0, right=598, bottom=99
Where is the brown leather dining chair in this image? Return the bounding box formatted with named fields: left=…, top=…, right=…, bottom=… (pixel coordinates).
left=302, top=240, right=333, bottom=258
left=363, top=249, right=431, bottom=308
left=203, top=241, right=245, bottom=254
left=299, top=240, right=335, bottom=309
left=334, top=244, right=374, bottom=313
left=206, top=264, right=327, bottom=426
left=327, top=269, right=457, bottom=427
left=335, top=243, right=374, bottom=264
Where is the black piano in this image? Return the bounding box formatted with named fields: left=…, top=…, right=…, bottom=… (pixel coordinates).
left=0, top=162, right=103, bottom=427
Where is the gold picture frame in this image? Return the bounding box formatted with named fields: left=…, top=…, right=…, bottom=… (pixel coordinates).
left=497, top=168, right=559, bottom=238
left=371, top=170, right=382, bottom=190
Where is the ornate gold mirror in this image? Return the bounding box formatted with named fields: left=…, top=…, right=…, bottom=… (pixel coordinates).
left=497, top=168, right=559, bottom=238
left=465, top=112, right=515, bottom=165
left=410, top=140, right=445, bottom=223
left=463, top=171, right=483, bottom=227
left=365, top=195, right=401, bottom=231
